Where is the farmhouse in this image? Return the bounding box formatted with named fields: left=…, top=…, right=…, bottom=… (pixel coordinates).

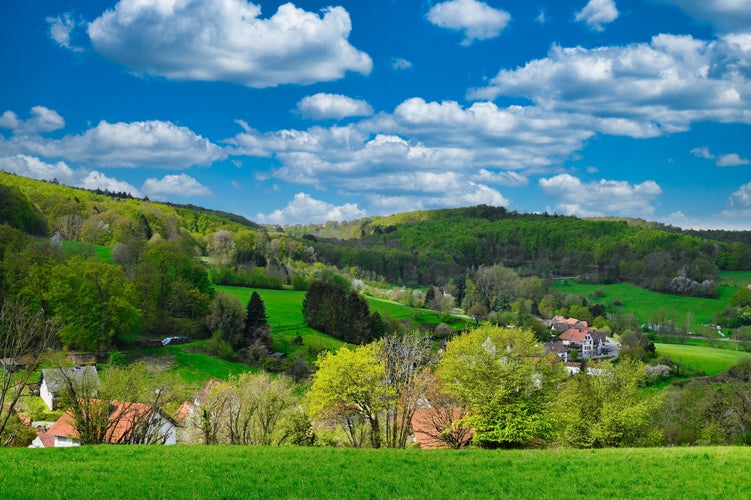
left=545, top=316, right=611, bottom=362
left=31, top=401, right=177, bottom=447
left=39, top=366, right=100, bottom=411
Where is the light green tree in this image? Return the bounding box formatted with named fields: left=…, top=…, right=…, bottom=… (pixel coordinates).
left=553, top=359, right=664, bottom=448
left=307, top=342, right=393, bottom=448
left=436, top=324, right=564, bottom=448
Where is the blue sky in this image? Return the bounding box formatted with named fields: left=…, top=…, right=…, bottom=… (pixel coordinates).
left=2, top=0, right=751, bottom=229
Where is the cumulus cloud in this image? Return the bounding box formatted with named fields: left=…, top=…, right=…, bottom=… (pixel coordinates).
left=142, top=174, right=212, bottom=200
left=0, top=106, right=65, bottom=135
left=82, top=0, right=371, bottom=88
left=716, top=153, right=750, bottom=167
left=257, top=192, right=366, bottom=224
left=426, top=0, right=511, bottom=46
left=47, top=12, right=83, bottom=52
left=661, top=0, right=751, bottom=33
left=0, top=154, right=142, bottom=197
left=691, top=146, right=749, bottom=166
left=539, top=173, right=662, bottom=217
left=470, top=34, right=751, bottom=137
left=296, top=93, right=374, bottom=120
left=6, top=117, right=225, bottom=169
left=81, top=171, right=142, bottom=197
left=575, top=0, right=619, bottom=31
left=0, top=154, right=74, bottom=183
left=729, top=182, right=751, bottom=207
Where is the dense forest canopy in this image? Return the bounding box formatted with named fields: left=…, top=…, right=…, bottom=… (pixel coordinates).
left=290, top=205, right=751, bottom=297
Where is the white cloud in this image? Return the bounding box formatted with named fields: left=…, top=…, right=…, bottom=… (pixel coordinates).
left=470, top=34, right=751, bottom=137
left=391, top=57, right=413, bottom=70
left=535, top=9, right=549, bottom=24
left=539, top=173, right=662, bottom=217
left=730, top=182, right=751, bottom=207
left=690, top=146, right=715, bottom=159
left=257, top=192, right=366, bottom=224
left=426, top=0, right=511, bottom=46
left=716, top=153, right=750, bottom=167
left=473, top=168, right=528, bottom=186
left=47, top=12, right=83, bottom=52
left=0, top=106, right=65, bottom=135
left=83, top=0, right=372, bottom=88
left=142, top=174, right=212, bottom=200
left=575, top=0, right=619, bottom=32
left=0, top=154, right=142, bottom=197
left=0, top=154, right=74, bottom=183
left=81, top=171, right=142, bottom=197
left=661, top=1, right=751, bottom=33
left=690, top=146, right=749, bottom=166
left=9, top=118, right=225, bottom=169
left=296, top=93, right=374, bottom=120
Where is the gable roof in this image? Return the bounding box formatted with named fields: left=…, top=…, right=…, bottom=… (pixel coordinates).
left=40, top=366, right=100, bottom=394
left=47, top=400, right=156, bottom=444
left=560, top=327, right=592, bottom=343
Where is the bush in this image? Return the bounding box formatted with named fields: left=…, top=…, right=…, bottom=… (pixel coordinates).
left=205, top=331, right=235, bottom=359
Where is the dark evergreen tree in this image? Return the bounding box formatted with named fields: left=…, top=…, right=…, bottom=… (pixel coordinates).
left=245, top=291, right=271, bottom=350
left=302, top=280, right=378, bottom=344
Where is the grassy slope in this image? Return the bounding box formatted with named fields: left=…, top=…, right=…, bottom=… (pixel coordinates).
left=2, top=446, right=750, bottom=499
left=216, top=286, right=467, bottom=361
left=655, top=343, right=750, bottom=376
left=553, top=280, right=737, bottom=329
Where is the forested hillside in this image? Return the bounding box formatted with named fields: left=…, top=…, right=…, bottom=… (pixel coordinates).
left=292, top=205, right=751, bottom=296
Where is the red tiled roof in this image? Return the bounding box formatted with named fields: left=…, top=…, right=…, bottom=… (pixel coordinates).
left=47, top=400, right=154, bottom=444
left=34, top=430, right=55, bottom=448
left=560, top=327, right=592, bottom=343
left=411, top=407, right=472, bottom=449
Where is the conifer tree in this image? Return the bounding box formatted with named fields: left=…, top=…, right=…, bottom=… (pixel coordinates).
left=245, top=291, right=271, bottom=349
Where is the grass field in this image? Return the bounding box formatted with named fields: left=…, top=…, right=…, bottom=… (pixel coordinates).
left=655, top=343, right=750, bottom=376
left=124, top=341, right=257, bottom=385
left=216, top=286, right=468, bottom=360
left=2, top=445, right=750, bottom=498
left=553, top=280, right=735, bottom=330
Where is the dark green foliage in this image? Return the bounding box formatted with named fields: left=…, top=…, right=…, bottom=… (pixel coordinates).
left=0, top=184, right=47, bottom=236
left=244, top=291, right=271, bottom=350
left=302, top=280, right=380, bottom=344
left=304, top=205, right=745, bottom=296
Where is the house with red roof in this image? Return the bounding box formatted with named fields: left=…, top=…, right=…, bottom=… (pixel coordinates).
left=32, top=400, right=176, bottom=447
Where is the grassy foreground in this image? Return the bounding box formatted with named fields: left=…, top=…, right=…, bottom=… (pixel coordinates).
left=2, top=446, right=750, bottom=499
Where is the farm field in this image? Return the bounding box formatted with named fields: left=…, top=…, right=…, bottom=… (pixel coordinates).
left=2, top=446, right=750, bottom=499
left=655, top=343, right=750, bottom=376
left=553, top=280, right=738, bottom=330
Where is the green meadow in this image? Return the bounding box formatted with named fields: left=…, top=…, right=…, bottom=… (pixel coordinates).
left=2, top=446, right=750, bottom=499
left=655, top=343, right=750, bottom=376
left=553, top=279, right=739, bottom=329
left=216, top=286, right=467, bottom=360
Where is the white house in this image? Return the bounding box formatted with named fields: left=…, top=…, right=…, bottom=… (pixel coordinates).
left=39, top=366, right=100, bottom=411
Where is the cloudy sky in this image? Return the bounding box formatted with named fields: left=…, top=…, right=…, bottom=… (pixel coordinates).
left=2, top=0, right=751, bottom=228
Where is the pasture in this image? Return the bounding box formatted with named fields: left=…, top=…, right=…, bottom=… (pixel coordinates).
left=655, top=343, right=750, bottom=376
left=553, top=280, right=735, bottom=330
left=2, top=445, right=750, bottom=499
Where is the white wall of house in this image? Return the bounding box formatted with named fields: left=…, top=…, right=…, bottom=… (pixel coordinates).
left=53, top=435, right=80, bottom=448
left=40, top=380, right=55, bottom=411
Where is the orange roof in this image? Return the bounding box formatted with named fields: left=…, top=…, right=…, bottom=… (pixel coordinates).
left=34, top=430, right=55, bottom=448
left=175, top=401, right=194, bottom=422
left=47, top=400, right=155, bottom=444
left=411, top=407, right=472, bottom=449
left=560, top=327, right=592, bottom=343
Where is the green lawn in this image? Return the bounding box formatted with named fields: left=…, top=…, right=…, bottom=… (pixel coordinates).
left=2, top=446, right=750, bottom=499
left=553, top=281, right=733, bottom=329
left=655, top=343, right=750, bottom=376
